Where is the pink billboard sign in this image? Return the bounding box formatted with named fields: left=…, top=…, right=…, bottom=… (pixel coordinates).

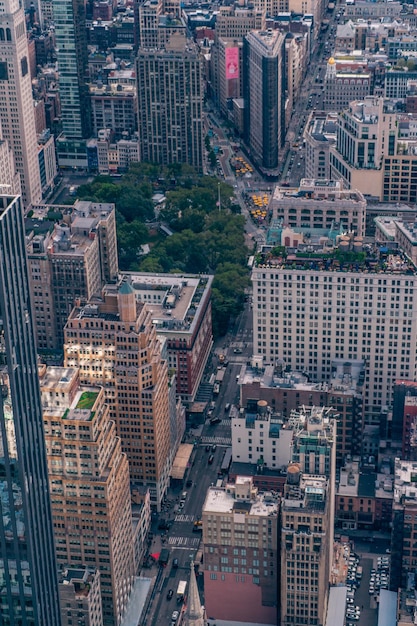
left=225, top=47, right=239, bottom=80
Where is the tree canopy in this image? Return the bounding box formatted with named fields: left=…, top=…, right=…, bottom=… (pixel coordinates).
left=76, top=163, right=250, bottom=337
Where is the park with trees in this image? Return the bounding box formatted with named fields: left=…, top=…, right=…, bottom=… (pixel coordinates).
left=75, top=163, right=250, bottom=336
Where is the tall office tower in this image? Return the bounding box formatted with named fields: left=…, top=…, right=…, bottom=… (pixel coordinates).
left=64, top=279, right=171, bottom=508
left=0, top=0, right=42, bottom=207
left=0, top=195, right=61, bottom=625
left=137, top=32, right=204, bottom=171
left=26, top=200, right=118, bottom=351
left=280, top=469, right=334, bottom=626
left=324, top=57, right=372, bottom=113
left=243, top=30, right=285, bottom=171
left=41, top=366, right=136, bottom=626
left=202, top=477, right=279, bottom=624
left=53, top=0, right=91, bottom=139
left=252, top=243, right=417, bottom=420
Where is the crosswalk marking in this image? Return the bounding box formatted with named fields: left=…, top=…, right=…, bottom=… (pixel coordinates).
left=174, top=514, right=195, bottom=523
left=201, top=436, right=232, bottom=445
left=168, top=536, right=200, bottom=548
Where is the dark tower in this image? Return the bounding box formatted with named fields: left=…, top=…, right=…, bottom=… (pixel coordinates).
left=0, top=195, right=61, bottom=625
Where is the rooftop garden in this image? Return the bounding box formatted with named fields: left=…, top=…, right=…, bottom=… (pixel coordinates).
left=255, top=245, right=417, bottom=274
left=75, top=391, right=98, bottom=410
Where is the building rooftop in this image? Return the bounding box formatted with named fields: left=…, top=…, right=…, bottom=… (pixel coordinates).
left=272, top=179, right=365, bottom=203
left=283, top=474, right=328, bottom=511
left=254, top=240, right=417, bottom=274
left=375, top=216, right=401, bottom=241
left=394, top=458, right=417, bottom=504
left=203, top=482, right=279, bottom=517
left=240, top=359, right=364, bottom=399
left=125, top=272, right=213, bottom=335
left=307, top=111, right=338, bottom=143
left=59, top=566, right=98, bottom=598
left=396, top=219, right=417, bottom=244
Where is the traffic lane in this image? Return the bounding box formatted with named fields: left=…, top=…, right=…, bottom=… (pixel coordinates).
left=153, top=564, right=188, bottom=626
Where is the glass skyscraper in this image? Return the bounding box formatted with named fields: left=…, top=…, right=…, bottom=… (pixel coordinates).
left=0, top=195, right=61, bottom=625
left=53, top=0, right=91, bottom=139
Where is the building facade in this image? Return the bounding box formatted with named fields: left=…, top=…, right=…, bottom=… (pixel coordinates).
left=126, top=272, right=213, bottom=404
left=59, top=566, right=103, bottom=626
left=304, top=111, right=337, bottom=181
left=0, top=0, right=42, bottom=207
left=239, top=359, right=364, bottom=467
left=53, top=0, right=92, bottom=139
left=26, top=199, right=118, bottom=351
left=280, top=472, right=333, bottom=626
left=64, top=280, right=172, bottom=508
left=390, top=458, right=417, bottom=591
left=41, top=366, right=136, bottom=625
left=202, top=477, right=279, bottom=624
left=243, top=30, right=285, bottom=171
left=0, top=195, right=61, bottom=625
left=252, top=243, right=417, bottom=419
left=271, top=179, right=366, bottom=236
left=137, top=31, right=204, bottom=171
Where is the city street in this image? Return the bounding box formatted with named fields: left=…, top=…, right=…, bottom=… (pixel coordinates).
left=143, top=293, right=255, bottom=625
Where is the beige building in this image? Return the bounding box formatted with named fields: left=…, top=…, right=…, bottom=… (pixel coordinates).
left=90, top=79, right=137, bottom=140
left=394, top=220, right=417, bottom=266
left=202, top=477, right=279, bottom=625
left=0, top=125, right=21, bottom=197
left=324, top=58, right=372, bottom=112
left=137, top=31, right=204, bottom=171
left=59, top=566, right=103, bottom=626
left=330, top=97, right=417, bottom=203
left=304, top=111, right=338, bottom=180
left=64, top=279, right=171, bottom=508
left=41, top=366, right=136, bottom=626
left=126, top=272, right=213, bottom=404
left=281, top=472, right=333, bottom=626
left=271, top=179, right=366, bottom=237
left=26, top=199, right=118, bottom=351
left=215, top=4, right=265, bottom=40
left=252, top=243, right=417, bottom=419
left=285, top=33, right=309, bottom=130
left=0, top=0, right=42, bottom=207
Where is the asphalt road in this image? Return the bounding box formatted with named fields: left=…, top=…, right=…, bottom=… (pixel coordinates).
left=147, top=295, right=255, bottom=625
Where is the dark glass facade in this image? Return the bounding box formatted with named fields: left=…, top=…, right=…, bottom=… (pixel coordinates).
left=0, top=195, right=61, bottom=625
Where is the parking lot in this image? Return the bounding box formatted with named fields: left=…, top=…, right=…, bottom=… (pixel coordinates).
left=344, top=549, right=390, bottom=626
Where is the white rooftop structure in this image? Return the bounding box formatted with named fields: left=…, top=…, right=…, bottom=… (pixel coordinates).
left=203, top=478, right=279, bottom=517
